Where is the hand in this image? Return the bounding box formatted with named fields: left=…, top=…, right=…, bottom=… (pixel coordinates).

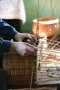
left=15, top=33, right=37, bottom=44
left=11, top=41, right=37, bottom=56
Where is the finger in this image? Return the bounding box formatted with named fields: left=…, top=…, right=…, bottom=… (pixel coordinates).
left=25, top=47, right=36, bottom=56
left=24, top=49, right=33, bottom=56
left=22, top=33, right=32, bottom=42
left=26, top=43, right=37, bottom=50
left=27, top=34, right=37, bottom=42
left=24, top=33, right=37, bottom=44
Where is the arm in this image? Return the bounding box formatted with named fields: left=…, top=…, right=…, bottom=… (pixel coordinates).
left=0, top=38, right=37, bottom=56
left=0, top=20, right=18, bottom=40
left=0, top=38, right=11, bottom=53
left=0, top=20, right=37, bottom=55
left=0, top=20, right=37, bottom=42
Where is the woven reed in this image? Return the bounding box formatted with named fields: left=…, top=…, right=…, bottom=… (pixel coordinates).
left=3, top=49, right=36, bottom=87
left=36, top=37, right=60, bottom=85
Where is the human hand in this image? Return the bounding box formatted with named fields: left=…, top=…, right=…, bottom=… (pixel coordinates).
left=15, top=33, right=37, bottom=44
left=11, top=41, right=37, bottom=56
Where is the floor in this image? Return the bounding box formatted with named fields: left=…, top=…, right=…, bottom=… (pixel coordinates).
left=12, top=87, right=57, bottom=90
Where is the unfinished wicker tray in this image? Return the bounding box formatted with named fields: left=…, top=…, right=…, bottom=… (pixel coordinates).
left=3, top=49, right=36, bottom=87
left=36, top=38, right=60, bottom=85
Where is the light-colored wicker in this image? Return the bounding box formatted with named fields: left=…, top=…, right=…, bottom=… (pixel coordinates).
left=3, top=49, right=36, bottom=87
left=36, top=38, right=60, bottom=85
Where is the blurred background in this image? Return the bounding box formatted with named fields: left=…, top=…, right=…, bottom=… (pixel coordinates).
left=21, top=0, right=60, bottom=33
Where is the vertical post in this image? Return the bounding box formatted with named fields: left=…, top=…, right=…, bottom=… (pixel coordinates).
left=36, top=35, right=47, bottom=84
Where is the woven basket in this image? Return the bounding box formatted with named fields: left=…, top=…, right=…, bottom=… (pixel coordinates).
left=3, top=49, right=36, bottom=87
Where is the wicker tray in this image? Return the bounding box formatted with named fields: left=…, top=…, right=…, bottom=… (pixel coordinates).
left=36, top=38, right=60, bottom=85
left=3, top=49, right=36, bottom=87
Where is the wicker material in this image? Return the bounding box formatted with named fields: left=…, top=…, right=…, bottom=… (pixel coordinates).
left=3, top=49, right=36, bottom=87
left=36, top=38, right=60, bottom=85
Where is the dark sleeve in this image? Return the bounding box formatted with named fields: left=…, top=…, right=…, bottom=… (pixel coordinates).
left=0, top=20, right=18, bottom=40
left=0, top=38, right=11, bottom=53
left=0, top=25, right=18, bottom=40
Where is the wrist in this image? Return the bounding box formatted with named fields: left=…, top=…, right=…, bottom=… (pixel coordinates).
left=10, top=41, right=17, bottom=51
left=15, top=33, right=22, bottom=41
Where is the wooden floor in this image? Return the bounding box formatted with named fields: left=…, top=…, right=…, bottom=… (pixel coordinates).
left=12, top=87, right=57, bottom=90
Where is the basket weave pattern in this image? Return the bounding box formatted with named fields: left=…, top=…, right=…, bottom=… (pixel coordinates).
left=3, top=49, right=36, bottom=86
